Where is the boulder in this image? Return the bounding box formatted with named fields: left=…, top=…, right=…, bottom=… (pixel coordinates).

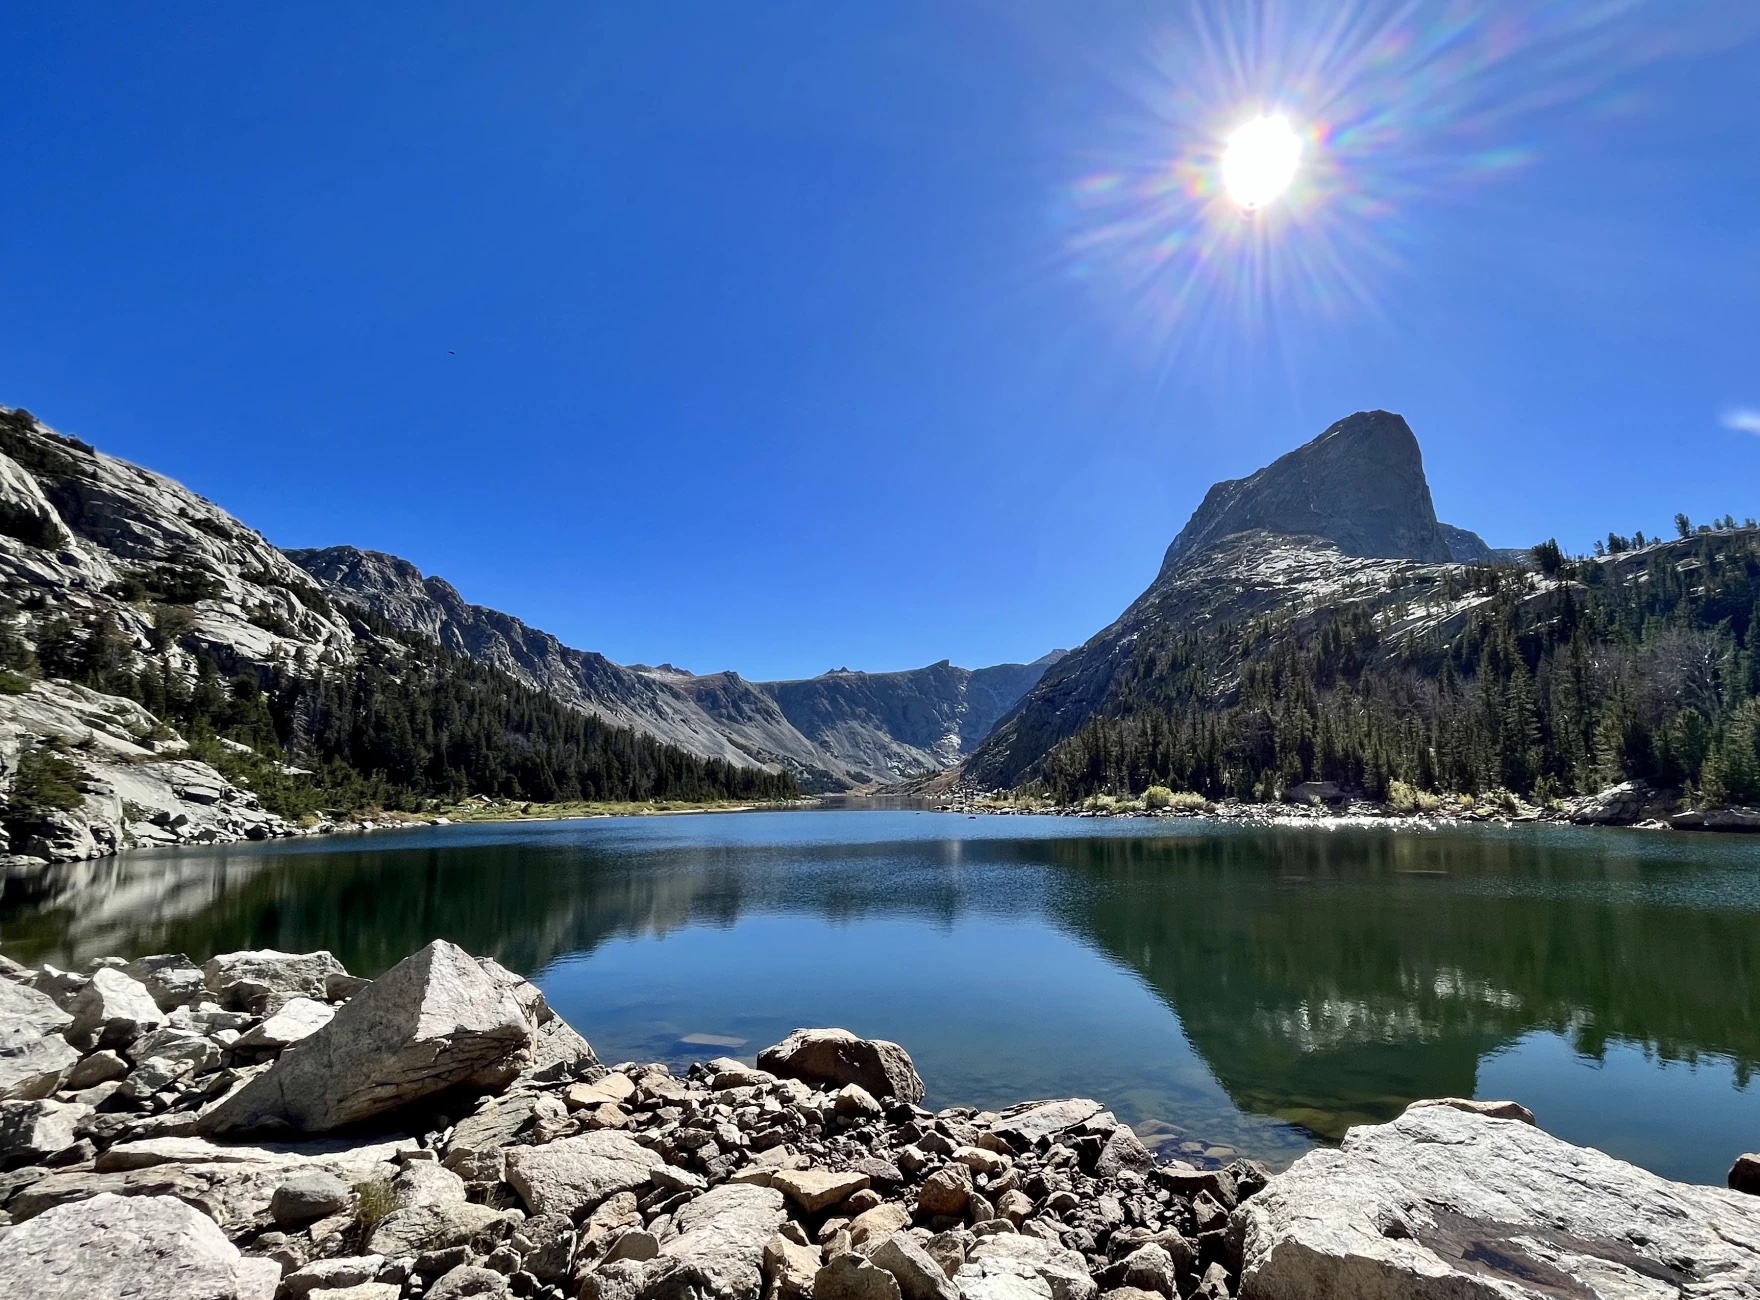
left=872, top=1230, right=963, bottom=1300
left=271, top=1170, right=352, bottom=1227
left=122, top=954, right=207, bottom=1011
left=1117, top=1246, right=1175, bottom=1299
left=200, top=940, right=533, bottom=1135
left=0, top=1190, right=264, bottom=1299
left=817, top=1252, right=904, bottom=1300
left=764, top=1232, right=822, bottom=1300
left=202, top=949, right=347, bottom=1012
left=989, top=1100, right=1102, bottom=1148
left=967, top=1235, right=1096, bottom=1300
left=64, top=1047, right=130, bottom=1089
left=757, top=1028, right=925, bottom=1103
left=233, top=996, right=335, bottom=1051
left=1238, top=1103, right=1760, bottom=1299
left=0, top=978, right=79, bottom=1099
left=848, top=1201, right=912, bottom=1248
left=428, top=1265, right=514, bottom=1299
left=917, top=1163, right=974, bottom=1217
left=643, top=1183, right=788, bottom=1300
left=1092, top=1127, right=1153, bottom=1180
left=1732, top=1153, right=1760, bottom=1196
left=772, top=1166, right=872, bottom=1213
left=283, top=1255, right=387, bottom=1296
left=366, top=1199, right=507, bottom=1256
left=66, top=967, right=164, bottom=1047
left=504, top=1130, right=663, bottom=1218
left=1, top=1098, right=90, bottom=1165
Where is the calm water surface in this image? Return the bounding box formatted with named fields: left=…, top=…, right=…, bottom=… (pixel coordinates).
left=4, top=810, right=1758, bottom=1183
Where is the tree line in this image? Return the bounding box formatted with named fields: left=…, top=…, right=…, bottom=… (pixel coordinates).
left=1033, top=531, right=1760, bottom=808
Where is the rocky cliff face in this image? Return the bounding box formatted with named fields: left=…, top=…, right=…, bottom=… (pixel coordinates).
left=1159, top=411, right=1452, bottom=575
left=966, top=412, right=1498, bottom=789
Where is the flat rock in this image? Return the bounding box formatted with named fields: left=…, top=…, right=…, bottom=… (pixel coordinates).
left=0, top=1190, right=257, bottom=1299
left=283, top=1255, right=386, bottom=1297
left=201, top=940, right=532, bottom=1135
left=1, top=1097, right=90, bottom=1165
left=0, top=979, right=79, bottom=1099
left=757, top=1028, right=926, bottom=1103
left=1238, top=1102, right=1760, bottom=1299
left=772, top=1166, right=871, bottom=1213
left=1405, top=1095, right=1536, bottom=1125
left=504, top=1130, right=663, bottom=1217
left=990, top=1100, right=1103, bottom=1148
left=234, top=996, right=335, bottom=1051
left=643, top=1183, right=788, bottom=1300
left=366, top=1199, right=506, bottom=1256
left=428, top=1265, right=514, bottom=1299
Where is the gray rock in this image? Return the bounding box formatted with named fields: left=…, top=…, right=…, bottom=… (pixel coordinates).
left=643, top=1183, right=788, bottom=1300
left=505, top=1129, right=662, bottom=1217
left=201, top=940, right=533, bottom=1135
left=233, top=996, right=335, bottom=1051
left=0, top=1098, right=90, bottom=1165
left=427, top=1265, right=514, bottom=1299
left=122, top=954, right=207, bottom=1011
left=392, top=1159, right=468, bottom=1209
left=64, top=1047, right=129, bottom=1089
left=966, top=1236, right=1095, bottom=1300
left=0, top=979, right=79, bottom=1099
left=1117, top=1246, right=1174, bottom=1300
left=1092, top=1127, right=1152, bottom=1180
left=202, top=949, right=347, bottom=1012
left=1404, top=1095, right=1536, bottom=1125
left=847, top=1201, right=912, bottom=1249
left=283, top=1255, right=387, bottom=1297
left=757, top=1028, right=926, bottom=1103
left=988, top=1101, right=1102, bottom=1148
left=66, top=967, right=164, bottom=1047
left=917, top=1163, right=973, bottom=1218
left=271, top=1170, right=352, bottom=1227
left=817, top=1253, right=904, bottom=1300
left=518, top=1210, right=576, bottom=1281
left=1238, top=1102, right=1760, bottom=1299
left=772, top=1166, right=871, bottom=1213
left=872, top=1230, right=962, bottom=1300
left=581, top=1258, right=648, bottom=1300
left=0, top=1190, right=255, bottom=1298
left=764, top=1233, right=823, bottom=1300
left=302, top=1286, right=399, bottom=1300
left=366, top=1200, right=507, bottom=1256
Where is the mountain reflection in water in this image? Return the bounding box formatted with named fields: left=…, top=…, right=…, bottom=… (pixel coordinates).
left=4, top=811, right=1757, bottom=1182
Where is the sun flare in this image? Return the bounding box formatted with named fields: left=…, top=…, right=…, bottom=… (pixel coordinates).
left=1221, top=114, right=1303, bottom=211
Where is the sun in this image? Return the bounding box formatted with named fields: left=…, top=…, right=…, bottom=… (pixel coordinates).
left=1221, top=114, right=1303, bottom=212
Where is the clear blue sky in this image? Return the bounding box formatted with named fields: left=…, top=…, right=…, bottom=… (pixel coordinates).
left=3, top=3, right=1757, bottom=680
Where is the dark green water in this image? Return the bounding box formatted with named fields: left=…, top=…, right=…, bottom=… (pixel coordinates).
left=3, top=811, right=1758, bottom=1183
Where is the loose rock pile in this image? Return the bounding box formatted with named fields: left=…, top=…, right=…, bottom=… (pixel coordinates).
left=8, top=940, right=1760, bottom=1300
left=0, top=941, right=1265, bottom=1300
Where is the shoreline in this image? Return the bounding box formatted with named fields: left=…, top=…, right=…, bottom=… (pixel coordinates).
left=4, top=941, right=1757, bottom=1299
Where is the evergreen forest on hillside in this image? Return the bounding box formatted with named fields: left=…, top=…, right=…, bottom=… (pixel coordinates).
left=1, top=604, right=796, bottom=820
left=1034, top=529, right=1760, bottom=808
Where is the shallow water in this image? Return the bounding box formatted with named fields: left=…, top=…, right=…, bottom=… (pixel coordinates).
left=4, top=810, right=1758, bottom=1183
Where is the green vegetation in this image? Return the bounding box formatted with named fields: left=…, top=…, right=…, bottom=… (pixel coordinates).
left=9, top=744, right=84, bottom=817
left=1037, top=531, right=1760, bottom=808
left=34, top=605, right=796, bottom=819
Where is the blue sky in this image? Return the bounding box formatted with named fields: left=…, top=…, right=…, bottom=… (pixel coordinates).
left=2, top=3, right=1757, bottom=680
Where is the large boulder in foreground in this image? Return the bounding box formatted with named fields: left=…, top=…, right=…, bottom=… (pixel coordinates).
left=0, top=1191, right=279, bottom=1299
left=200, top=940, right=533, bottom=1135
left=757, top=1028, right=925, bottom=1104
left=644, top=1182, right=788, bottom=1300
left=1238, top=1102, right=1760, bottom=1299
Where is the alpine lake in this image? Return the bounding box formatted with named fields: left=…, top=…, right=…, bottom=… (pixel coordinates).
left=4, top=808, right=1758, bottom=1186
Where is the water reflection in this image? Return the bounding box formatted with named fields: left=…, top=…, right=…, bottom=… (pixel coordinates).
left=4, top=813, right=1757, bottom=1178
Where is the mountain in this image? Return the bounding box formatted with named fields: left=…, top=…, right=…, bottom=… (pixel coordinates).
left=966, top=410, right=1760, bottom=807
left=290, top=544, right=1060, bottom=790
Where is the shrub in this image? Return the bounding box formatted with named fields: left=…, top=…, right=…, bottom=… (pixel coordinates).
left=1388, top=780, right=1442, bottom=815
left=0, top=669, right=31, bottom=694
left=10, top=744, right=84, bottom=816
left=1143, top=785, right=1174, bottom=810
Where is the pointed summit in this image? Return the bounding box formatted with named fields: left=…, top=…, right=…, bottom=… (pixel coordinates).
left=1160, top=410, right=1452, bottom=574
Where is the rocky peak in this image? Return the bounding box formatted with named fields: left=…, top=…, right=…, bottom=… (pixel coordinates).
left=1159, top=410, right=1452, bottom=576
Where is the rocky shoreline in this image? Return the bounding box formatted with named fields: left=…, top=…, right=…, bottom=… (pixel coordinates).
left=937, top=779, right=1760, bottom=834
left=4, top=941, right=1760, bottom=1299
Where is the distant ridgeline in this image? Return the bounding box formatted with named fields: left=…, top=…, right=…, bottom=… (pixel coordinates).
left=966, top=411, right=1760, bottom=808
left=0, top=404, right=794, bottom=823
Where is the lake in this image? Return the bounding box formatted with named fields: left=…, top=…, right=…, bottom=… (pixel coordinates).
left=3, top=809, right=1758, bottom=1184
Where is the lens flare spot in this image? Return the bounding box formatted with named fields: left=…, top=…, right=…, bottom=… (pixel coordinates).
left=1221, top=114, right=1303, bottom=211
